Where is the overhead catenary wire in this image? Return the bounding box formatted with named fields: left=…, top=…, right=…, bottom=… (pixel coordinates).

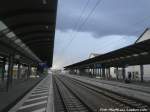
left=60, top=0, right=91, bottom=54
left=59, top=0, right=150, bottom=67
left=72, top=0, right=91, bottom=34
left=54, top=0, right=91, bottom=66
left=61, top=0, right=91, bottom=52
left=72, top=1, right=150, bottom=52
left=61, top=0, right=103, bottom=54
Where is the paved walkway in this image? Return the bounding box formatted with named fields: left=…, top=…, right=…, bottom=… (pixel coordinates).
left=0, top=77, right=43, bottom=112
left=9, top=74, right=54, bottom=112
left=64, top=74, right=150, bottom=105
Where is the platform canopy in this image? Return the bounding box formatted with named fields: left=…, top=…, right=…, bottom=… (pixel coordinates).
left=0, top=0, right=58, bottom=67
left=65, top=29, right=150, bottom=69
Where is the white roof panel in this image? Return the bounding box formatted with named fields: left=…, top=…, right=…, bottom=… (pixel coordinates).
left=136, top=29, right=150, bottom=43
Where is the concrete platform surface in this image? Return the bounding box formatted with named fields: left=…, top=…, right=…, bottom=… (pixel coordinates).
left=9, top=74, right=54, bottom=112
left=0, top=77, right=43, bottom=112
left=64, top=74, right=150, bottom=105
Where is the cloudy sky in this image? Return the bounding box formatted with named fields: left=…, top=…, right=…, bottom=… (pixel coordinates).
left=53, top=0, right=150, bottom=69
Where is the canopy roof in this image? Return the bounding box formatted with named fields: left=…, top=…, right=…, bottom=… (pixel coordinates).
left=0, top=0, right=58, bottom=67
left=65, top=29, right=150, bottom=69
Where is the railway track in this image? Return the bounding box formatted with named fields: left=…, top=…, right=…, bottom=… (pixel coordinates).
left=54, top=75, right=150, bottom=112
left=78, top=76, right=150, bottom=94
left=53, top=77, right=67, bottom=112
left=67, top=76, right=150, bottom=108
left=53, top=76, right=94, bottom=112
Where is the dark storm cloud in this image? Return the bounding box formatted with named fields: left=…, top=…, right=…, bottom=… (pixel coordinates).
left=56, top=0, right=150, bottom=37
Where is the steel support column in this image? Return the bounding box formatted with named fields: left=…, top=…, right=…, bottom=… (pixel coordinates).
left=98, top=68, right=100, bottom=76
left=94, top=68, right=96, bottom=77
left=102, top=68, right=105, bottom=78
left=27, top=65, right=31, bottom=79
left=97, top=68, right=98, bottom=76
left=17, top=63, right=21, bottom=79
left=108, top=67, right=111, bottom=79
left=100, top=68, right=102, bottom=77
left=2, top=58, right=6, bottom=82
left=92, top=68, right=94, bottom=77
left=122, top=67, right=126, bottom=80
left=106, top=68, right=108, bottom=79
left=100, top=68, right=101, bottom=77
left=91, top=68, right=93, bottom=77
left=89, top=68, right=92, bottom=77
left=7, top=55, right=14, bottom=91
left=140, top=65, right=144, bottom=82
left=96, top=68, right=98, bottom=77
left=116, top=67, right=119, bottom=80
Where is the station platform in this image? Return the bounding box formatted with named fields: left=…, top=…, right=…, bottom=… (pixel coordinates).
left=0, top=77, right=44, bottom=112
left=8, top=74, right=54, bottom=112
left=64, top=74, right=150, bottom=105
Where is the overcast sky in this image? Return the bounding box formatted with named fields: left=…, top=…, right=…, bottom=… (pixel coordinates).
left=53, top=0, right=150, bottom=69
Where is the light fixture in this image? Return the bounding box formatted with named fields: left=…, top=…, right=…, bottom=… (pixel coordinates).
left=20, top=43, right=25, bottom=48
left=0, top=21, right=7, bottom=31
left=6, top=32, right=15, bottom=38
left=45, top=25, right=49, bottom=29
left=42, top=0, right=47, bottom=5
left=140, top=52, right=148, bottom=55
left=133, top=54, right=138, bottom=57
left=14, top=38, right=22, bottom=44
